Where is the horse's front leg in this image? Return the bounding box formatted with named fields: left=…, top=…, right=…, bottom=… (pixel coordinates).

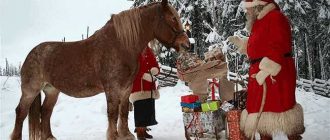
left=105, top=88, right=120, bottom=140
left=118, top=88, right=135, bottom=140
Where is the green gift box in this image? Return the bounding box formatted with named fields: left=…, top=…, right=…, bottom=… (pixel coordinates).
left=201, top=101, right=220, bottom=112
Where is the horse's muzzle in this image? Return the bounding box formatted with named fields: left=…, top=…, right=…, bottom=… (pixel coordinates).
left=181, top=44, right=190, bottom=51
left=180, top=41, right=190, bottom=52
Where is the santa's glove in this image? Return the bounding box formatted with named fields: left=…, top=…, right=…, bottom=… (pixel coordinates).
left=150, top=67, right=159, bottom=76
left=255, top=57, right=281, bottom=85
left=227, top=36, right=248, bottom=54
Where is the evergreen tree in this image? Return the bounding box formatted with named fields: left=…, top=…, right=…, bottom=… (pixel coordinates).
left=132, top=0, right=154, bottom=7
left=191, top=0, right=205, bottom=57
left=5, top=58, right=9, bottom=76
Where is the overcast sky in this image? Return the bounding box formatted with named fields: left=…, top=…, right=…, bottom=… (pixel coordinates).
left=0, top=0, right=134, bottom=67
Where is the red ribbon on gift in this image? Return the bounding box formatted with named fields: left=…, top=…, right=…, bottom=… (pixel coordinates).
left=209, top=78, right=219, bottom=100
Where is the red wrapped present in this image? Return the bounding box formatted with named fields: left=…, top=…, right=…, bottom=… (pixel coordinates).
left=227, top=110, right=241, bottom=122
left=228, top=121, right=245, bottom=140
left=227, top=110, right=246, bottom=140
left=181, top=94, right=199, bottom=103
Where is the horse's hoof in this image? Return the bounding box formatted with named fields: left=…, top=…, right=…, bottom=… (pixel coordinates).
left=10, top=133, right=22, bottom=140
left=46, top=136, right=57, bottom=140
left=118, top=133, right=135, bottom=140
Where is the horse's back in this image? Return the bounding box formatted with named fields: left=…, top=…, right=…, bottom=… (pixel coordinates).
left=21, top=42, right=63, bottom=83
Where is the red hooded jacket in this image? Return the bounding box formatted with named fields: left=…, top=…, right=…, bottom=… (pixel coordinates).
left=129, top=47, right=160, bottom=103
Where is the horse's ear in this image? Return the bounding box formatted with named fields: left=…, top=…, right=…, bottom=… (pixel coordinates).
left=161, top=0, right=168, bottom=7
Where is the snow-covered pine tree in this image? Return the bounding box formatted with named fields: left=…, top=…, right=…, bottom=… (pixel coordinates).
left=191, top=0, right=206, bottom=57
left=312, top=0, right=330, bottom=80
left=132, top=0, right=154, bottom=7
left=277, top=0, right=330, bottom=80
left=5, top=58, right=9, bottom=76
left=215, top=0, right=245, bottom=39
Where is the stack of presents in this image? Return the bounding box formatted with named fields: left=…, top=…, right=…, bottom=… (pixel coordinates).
left=180, top=94, right=225, bottom=139
left=177, top=46, right=247, bottom=140
left=180, top=89, right=247, bottom=140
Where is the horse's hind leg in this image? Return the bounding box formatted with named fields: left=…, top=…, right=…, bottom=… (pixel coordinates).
left=41, top=85, right=60, bottom=140
left=118, top=88, right=135, bottom=140
left=11, top=85, right=41, bottom=140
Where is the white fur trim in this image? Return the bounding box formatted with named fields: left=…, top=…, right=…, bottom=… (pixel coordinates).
left=256, top=70, right=270, bottom=85
left=243, top=1, right=267, bottom=8
left=257, top=3, right=276, bottom=19
left=259, top=57, right=281, bottom=76
left=129, top=90, right=160, bottom=103
left=240, top=104, right=305, bottom=138
left=150, top=67, right=159, bottom=75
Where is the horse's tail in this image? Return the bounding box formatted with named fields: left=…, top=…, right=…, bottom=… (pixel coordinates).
left=29, top=93, right=41, bottom=140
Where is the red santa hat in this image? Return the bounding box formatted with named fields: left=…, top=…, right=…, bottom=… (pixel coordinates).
left=243, top=0, right=280, bottom=9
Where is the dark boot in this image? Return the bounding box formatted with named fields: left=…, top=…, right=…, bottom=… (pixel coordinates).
left=144, top=128, right=153, bottom=139
left=135, top=127, right=146, bottom=140
left=288, top=135, right=302, bottom=140
left=260, top=134, right=273, bottom=140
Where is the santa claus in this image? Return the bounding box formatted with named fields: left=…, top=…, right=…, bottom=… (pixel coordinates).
left=228, top=0, right=305, bottom=139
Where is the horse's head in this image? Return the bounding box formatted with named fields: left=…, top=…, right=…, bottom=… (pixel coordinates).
left=154, top=0, right=190, bottom=53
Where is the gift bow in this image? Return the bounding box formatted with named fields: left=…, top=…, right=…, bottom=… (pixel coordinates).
left=209, top=78, right=219, bottom=100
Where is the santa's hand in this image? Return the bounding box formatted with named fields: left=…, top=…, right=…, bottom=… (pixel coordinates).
left=142, top=73, right=154, bottom=82
left=227, top=36, right=248, bottom=54
left=228, top=36, right=240, bottom=45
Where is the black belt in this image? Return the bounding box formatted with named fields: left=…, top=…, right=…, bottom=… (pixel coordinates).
left=249, top=52, right=293, bottom=65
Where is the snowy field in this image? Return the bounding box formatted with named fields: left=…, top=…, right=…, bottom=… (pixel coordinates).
left=1, top=76, right=330, bottom=140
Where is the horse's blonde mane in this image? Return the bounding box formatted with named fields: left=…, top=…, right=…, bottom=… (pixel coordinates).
left=112, top=7, right=142, bottom=49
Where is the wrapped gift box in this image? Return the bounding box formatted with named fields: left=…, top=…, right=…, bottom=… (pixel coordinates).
left=201, top=101, right=221, bottom=112
left=180, top=102, right=201, bottom=109
left=227, top=110, right=241, bottom=122
left=182, top=107, right=202, bottom=113
left=182, top=109, right=226, bottom=138
left=181, top=94, right=199, bottom=103
left=227, top=110, right=245, bottom=140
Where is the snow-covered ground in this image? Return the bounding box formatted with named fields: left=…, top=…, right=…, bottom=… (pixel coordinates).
left=1, top=76, right=330, bottom=140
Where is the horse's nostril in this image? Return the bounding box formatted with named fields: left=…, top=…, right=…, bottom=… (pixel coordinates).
left=181, top=44, right=189, bottom=50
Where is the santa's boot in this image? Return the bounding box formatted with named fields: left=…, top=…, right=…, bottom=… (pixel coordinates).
left=135, top=127, right=146, bottom=140
left=288, top=135, right=302, bottom=140
left=144, top=128, right=153, bottom=139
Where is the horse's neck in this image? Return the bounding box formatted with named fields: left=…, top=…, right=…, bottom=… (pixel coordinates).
left=135, top=5, right=159, bottom=54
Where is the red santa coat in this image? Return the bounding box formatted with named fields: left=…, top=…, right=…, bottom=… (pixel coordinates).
left=129, top=47, right=160, bottom=103
left=240, top=8, right=304, bottom=137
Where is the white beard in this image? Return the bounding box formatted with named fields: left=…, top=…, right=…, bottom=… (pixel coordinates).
left=245, top=5, right=266, bottom=33
left=245, top=14, right=257, bottom=33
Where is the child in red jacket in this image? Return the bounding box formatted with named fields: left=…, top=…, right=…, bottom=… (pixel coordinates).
left=129, top=45, right=160, bottom=140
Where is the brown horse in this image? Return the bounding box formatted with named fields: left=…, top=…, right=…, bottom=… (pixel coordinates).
left=10, top=0, right=189, bottom=140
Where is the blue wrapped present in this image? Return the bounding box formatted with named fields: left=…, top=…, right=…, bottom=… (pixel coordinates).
left=180, top=101, right=201, bottom=109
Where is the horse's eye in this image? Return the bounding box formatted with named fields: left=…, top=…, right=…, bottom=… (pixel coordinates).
left=172, top=17, right=176, bottom=22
